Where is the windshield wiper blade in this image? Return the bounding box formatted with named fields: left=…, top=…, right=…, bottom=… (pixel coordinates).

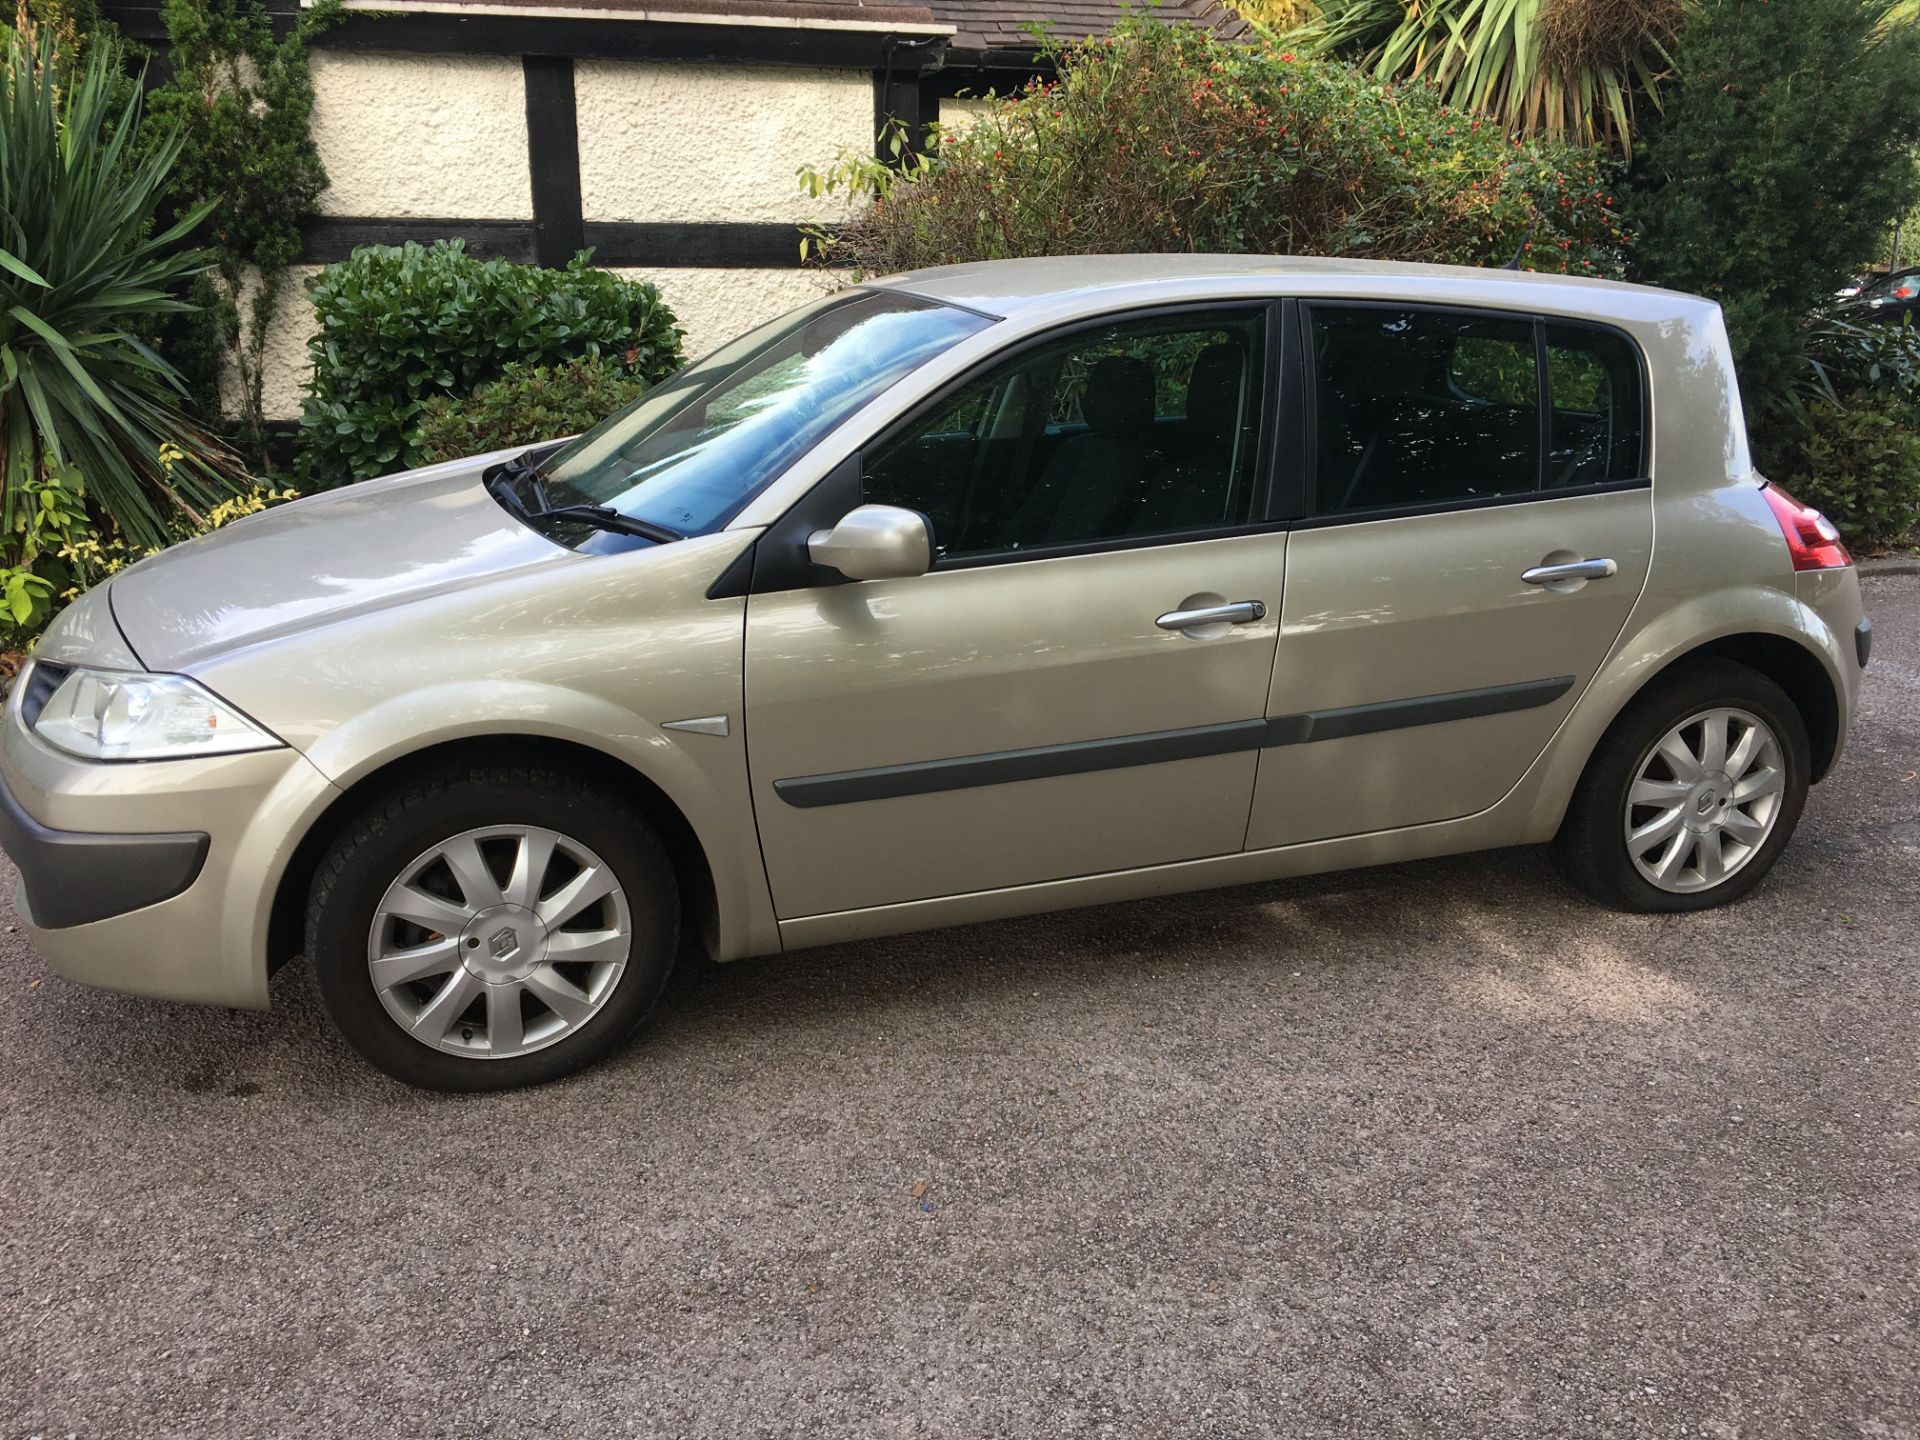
left=527, top=503, right=683, bottom=545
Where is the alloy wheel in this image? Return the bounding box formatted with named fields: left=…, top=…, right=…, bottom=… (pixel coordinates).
left=1623, top=707, right=1786, bottom=894
left=367, top=825, right=632, bottom=1058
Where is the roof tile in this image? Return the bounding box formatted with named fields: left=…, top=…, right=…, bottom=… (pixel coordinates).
left=929, top=0, right=1246, bottom=49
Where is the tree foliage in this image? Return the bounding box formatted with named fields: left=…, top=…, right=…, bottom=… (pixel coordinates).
left=143, top=0, right=333, bottom=457
left=1298, top=0, right=1684, bottom=151
left=1622, top=0, right=1920, bottom=433
left=807, top=22, right=1629, bottom=278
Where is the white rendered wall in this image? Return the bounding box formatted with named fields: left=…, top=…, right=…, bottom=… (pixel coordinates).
left=575, top=61, right=869, bottom=224
left=938, top=95, right=994, bottom=136
left=221, top=266, right=322, bottom=425
left=249, top=55, right=862, bottom=423
left=309, top=52, right=533, bottom=218
left=608, top=267, right=841, bottom=358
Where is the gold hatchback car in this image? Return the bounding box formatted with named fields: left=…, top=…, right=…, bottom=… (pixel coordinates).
left=1, top=257, right=1872, bottom=1089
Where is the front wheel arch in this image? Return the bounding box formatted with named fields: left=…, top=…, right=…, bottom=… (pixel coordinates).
left=268, top=735, right=718, bottom=979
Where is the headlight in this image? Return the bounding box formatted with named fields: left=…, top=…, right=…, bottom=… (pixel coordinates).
left=30, top=666, right=283, bottom=762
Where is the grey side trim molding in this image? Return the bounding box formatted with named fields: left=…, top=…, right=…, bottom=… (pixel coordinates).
left=0, top=771, right=209, bottom=929
left=1302, top=675, right=1577, bottom=742
left=774, top=675, right=1577, bottom=808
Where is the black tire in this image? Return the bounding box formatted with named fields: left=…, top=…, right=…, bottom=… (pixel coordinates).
left=307, top=762, right=679, bottom=1091
left=1555, top=658, right=1811, bottom=913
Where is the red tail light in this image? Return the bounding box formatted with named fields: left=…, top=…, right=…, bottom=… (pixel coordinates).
left=1762, top=484, right=1852, bottom=572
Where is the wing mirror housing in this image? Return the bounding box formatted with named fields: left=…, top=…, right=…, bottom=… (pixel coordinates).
left=807, top=504, right=933, bottom=582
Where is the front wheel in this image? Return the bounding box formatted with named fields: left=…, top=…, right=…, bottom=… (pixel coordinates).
left=307, top=763, right=679, bottom=1091
left=1556, top=659, right=1811, bottom=913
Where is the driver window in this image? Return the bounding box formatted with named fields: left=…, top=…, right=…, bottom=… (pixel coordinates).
left=862, top=310, right=1267, bottom=562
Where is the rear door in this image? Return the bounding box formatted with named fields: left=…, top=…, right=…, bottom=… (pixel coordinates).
left=1245, top=303, right=1654, bottom=849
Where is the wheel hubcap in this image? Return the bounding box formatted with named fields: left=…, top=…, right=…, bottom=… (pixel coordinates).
left=368, top=825, right=631, bottom=1059
left=1625, top=707, right=1785, bottom=894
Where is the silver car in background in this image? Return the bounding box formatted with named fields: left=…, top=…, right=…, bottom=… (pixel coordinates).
left=0, top=257, right=1871, bottom=1089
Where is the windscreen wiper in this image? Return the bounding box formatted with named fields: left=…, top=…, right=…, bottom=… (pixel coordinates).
left=527, top=503, right=683, bottom=545
left=486, top=455, right=552, bottom=515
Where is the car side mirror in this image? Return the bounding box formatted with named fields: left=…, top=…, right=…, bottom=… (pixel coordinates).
left=807, top=504, right=933, bottom=582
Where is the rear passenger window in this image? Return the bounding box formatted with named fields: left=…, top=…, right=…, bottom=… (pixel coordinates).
left=1546, top=323, right=1645, bottom=485
left=1310, top=307, right=1539, bottom=515
left=863, top=310, right=1266, bottom=561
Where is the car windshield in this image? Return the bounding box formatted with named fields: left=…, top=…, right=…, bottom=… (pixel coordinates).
left=532, top=289, right=991, bottom=546
left=1861, top=267, right=1919, bottom=299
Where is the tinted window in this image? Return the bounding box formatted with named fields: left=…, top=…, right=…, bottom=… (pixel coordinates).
left=1546, top=323, right=1645, bottom=485
left=1310, top=306, right=1539, bottom=514
left=538, top=289, right=989, bottom=544
left=863, top=311, right=1266, bottom=561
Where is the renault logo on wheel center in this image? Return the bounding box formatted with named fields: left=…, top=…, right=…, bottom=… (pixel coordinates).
left=488, top=927, right=519, bottom=961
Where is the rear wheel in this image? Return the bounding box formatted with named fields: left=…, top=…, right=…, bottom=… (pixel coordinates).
left=307, top=763, right=678, bottom=1090
left=1556, top=659, right=1811, bottom=912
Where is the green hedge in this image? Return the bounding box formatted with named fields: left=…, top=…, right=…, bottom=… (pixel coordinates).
left=1776, top=318, right=1920, bottom=546
left=415, top=357, right=650, bottom=466
left=295, top=242, right=683, bottom=484
left=1795, top=392, right=1920, bottom=547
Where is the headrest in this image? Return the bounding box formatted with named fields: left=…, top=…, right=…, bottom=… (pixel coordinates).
left=1186, top=343, right=1244, bottom=443
left=1080, top=355, right=1156, bottom=439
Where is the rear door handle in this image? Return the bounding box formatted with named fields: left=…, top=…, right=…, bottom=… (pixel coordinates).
left=1522, top=558, right=1617, bottom=585
left=1156, top=600, right=1268, bottom=631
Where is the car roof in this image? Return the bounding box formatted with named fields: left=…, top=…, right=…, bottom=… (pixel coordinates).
left=868, top=254, right=1714, bottom=327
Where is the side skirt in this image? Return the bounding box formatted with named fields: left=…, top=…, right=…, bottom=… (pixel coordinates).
left=771, top=784, right=1542, bottom=953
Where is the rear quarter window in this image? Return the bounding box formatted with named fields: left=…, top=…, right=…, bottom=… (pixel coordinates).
left=1545, top=322, right=1646, bottom=487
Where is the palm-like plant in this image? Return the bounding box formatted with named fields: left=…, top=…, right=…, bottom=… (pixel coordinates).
left=0, top=23, right=245, bottom=550
left=1298, top=0, right=1686, bottom=151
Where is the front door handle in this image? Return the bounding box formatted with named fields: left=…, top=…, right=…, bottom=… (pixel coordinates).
left=1156, top=600, right=1268, bottom=631
left=1522, top=558, right=1617, bottom=585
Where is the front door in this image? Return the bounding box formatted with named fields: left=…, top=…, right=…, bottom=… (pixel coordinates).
left=745, top=305, right=1287, bottom=919
left=1246, top=303, right=1656, bottom=848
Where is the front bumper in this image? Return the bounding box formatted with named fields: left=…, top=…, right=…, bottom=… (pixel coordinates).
left=0, top=692, right=339, bottom=1009
left=0, top=769, right=209, bottom=928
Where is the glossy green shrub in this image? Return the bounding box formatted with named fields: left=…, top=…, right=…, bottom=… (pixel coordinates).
left=805, top=21, right=1629, bottom=278
left=296, top=242, right=683, bottom=484
left=415, top=357, right=650, bottom=466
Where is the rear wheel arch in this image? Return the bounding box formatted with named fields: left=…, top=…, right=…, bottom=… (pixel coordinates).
left=1554, top=655, right=1811, bottom=911
left=1661, top=632, right=1841, bottom=782
left=268, top=735, right=719, bottom=978
left=1562, top=630, right=1840, bottom=807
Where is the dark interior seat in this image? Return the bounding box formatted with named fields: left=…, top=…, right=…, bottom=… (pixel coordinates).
left=1131, top=343, right=1245, bottom=535
left=1008, top=355, right=1159, bottom=547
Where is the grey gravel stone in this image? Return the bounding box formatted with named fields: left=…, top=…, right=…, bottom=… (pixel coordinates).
left=2, top=574, right=1916, bottom=1438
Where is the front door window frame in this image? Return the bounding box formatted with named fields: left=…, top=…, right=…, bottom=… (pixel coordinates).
left=850, top=298, right=1294, bottom=573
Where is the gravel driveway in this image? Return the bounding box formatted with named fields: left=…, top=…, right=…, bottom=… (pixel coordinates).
left=4, top=571, right=1916, bottom=1440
